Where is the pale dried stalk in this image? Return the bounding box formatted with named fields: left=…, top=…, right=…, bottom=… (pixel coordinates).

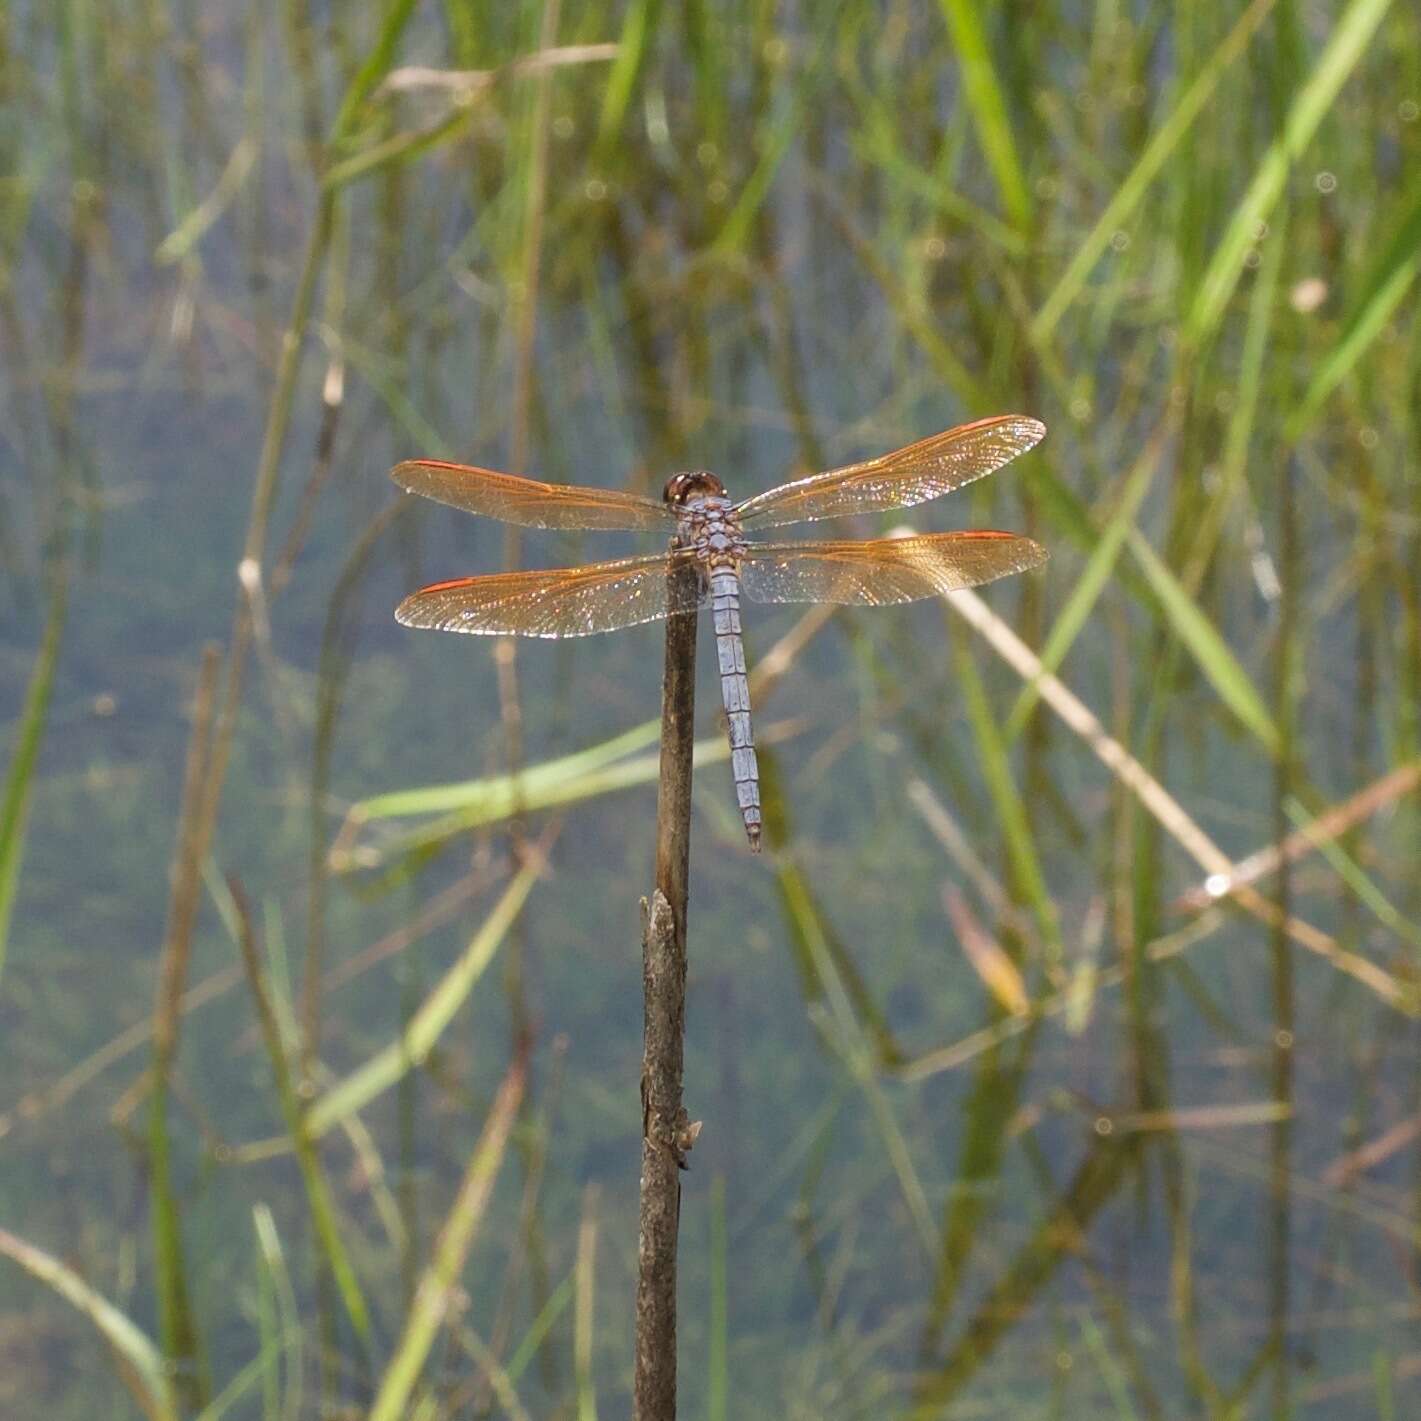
left=376, top=45, right=619, bottom=99
left=898, top=913, right=1226, bottom=1082
left=946, top=588, right=1412, bottom=1013
left=1171, top=759, right=1421, bottom=912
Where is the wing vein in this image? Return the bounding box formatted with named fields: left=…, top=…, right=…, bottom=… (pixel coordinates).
left=734, top=415, right=1045, bottom=529
left=391, top=459, right=673, bottom=531
left=739, top=532, right=1047, bottom=604
left=395, top=552, right=706, bottom=637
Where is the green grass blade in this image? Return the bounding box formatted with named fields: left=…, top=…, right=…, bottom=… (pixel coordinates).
left=594, top=0, right=661, bottom=162
left=458, top=1331, right=535, bottom=1421
left=307, top=853, right=542, bottom=1136
left=682, top=0, right=725, bottom=153
left=708, top=1173, right=728, bottom=1421
left=251, top=1204, right=301, bottom=1421
left=760, top=747, right=908, bottom=1065
left=817, top=177, right=986, bottom=407
left=710, top=95, right=800, bottom=255
left=369, top=1059, right=525, bottom=1421
left=325, top=107, right=473, bottom=190
left=232, top=891, right=372, bottom=1342
left=148, top=1083, right=206, bottom=1405
left=911, top=1136, right=1135, bottom=1409
left=935, top=0, right=1031, bottom=229
left=339, top=725, right=774, bottom=871
left=193, top=1297, right=303, bottom=1421
left=504, top=1271, right=576, bottom=1384
left=1287, top=181, right=1421, bottom=440
left=1004, top=417, right=1173, bottom=740
left=1032, top=0, right=1276, bottom=343
left=574, top=1190, right=598, bottom=1421
left=922, top=1035, right=1029, bottom=1351
left=357, top=719, right=661, bottom=819
left=1221, top=204, right=1286, bottom=493
left=0, top=576, right=65, bottom=977
left=1079, top=1312, right=1142, bottom=1420
left=329, top=0, right=421, bottom=142
left=953, top=631, right=1063, bottom=965
left=1284, top=798, right=1421, bottom=953
left=149, top=647, right=221, bottom=1409
left=1375, top=1347, right=1397, bottom=1421
left=773, top=850, right=937, bottom=1252
left=155, top=136, right=259, bottom=263
left=0, top=1225, right=180, bottom=1421
left=853, top=123, right=1028, bottom=255
left=712, top=23, right=834, bottom=257
left=1184, top=0, right=1395, bottom=348
left=1127, top=529, right=1280, bottom=754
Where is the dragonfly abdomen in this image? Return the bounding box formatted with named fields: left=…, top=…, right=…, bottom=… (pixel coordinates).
left=708, top=564, right=761, bottom=851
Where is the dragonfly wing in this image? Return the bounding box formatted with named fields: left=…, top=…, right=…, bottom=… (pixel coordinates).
left=395, top=552, right=706, bottom=637
left=391, top=459, right=674, bottom=531
left=739, top=532, right=1047, bottom=604
left=734, top=415, right=1045, bottom=529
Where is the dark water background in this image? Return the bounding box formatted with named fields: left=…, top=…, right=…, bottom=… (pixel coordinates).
left=3, top=2, right=1420, bottom=1416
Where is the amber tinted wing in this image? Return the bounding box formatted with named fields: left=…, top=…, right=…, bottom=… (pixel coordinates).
left=733, top=415, right=1045, bottom=530
left=391, top=459, right=673, bottom=531
left=395, top=552, right=706, bottom=637
left=739, top=532, right=1047, bottom=604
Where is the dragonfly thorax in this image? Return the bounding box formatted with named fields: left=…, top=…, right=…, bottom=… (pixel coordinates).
left=678, top=496, right=746, bottom=563
left=665, top=471, right=746, bottom=561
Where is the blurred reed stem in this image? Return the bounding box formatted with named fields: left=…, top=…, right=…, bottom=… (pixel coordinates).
left=147, top=643, right=221, bottom=1410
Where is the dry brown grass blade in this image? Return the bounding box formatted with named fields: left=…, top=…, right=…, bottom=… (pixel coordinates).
left=575, top=1183, right=600, bottom=1418
left=325, top=865, right=497, bottom=990
left=368, top=1054, right=527, bottom=1421
left=1296, top=1355, right=1421, bottom=1409
left=1321, top=1110, right=1421, bottom=1189
left=898, top=913, right=1226, bottom=1082
left=750, top=601, right=839, bottom=701
left=0, top=965, right=243, bottom=1137
left=946, top=588, right=1414, bottom=1014
left=0, top=1226, right=180, bottom=1421
left=1104, top=1101, right=1292, bottom=1133
left=1313, top=1108, right=1421, bottom=1187
left=149, top=644, right=222, bottom=1406
left=2, top=869, right=489, bottom=1139
left=1171, top=760, right=1421, bottom=912
left=152, top=645, right=222, bottom=1070
left=375, top=44, right=619, bottom=98
left=907, top=778, right=1034, bottom=941
left=942, top=885, right=1029, bottom=1017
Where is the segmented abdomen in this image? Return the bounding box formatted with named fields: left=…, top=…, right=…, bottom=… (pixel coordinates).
left=709, top=564, right=761, bottom=850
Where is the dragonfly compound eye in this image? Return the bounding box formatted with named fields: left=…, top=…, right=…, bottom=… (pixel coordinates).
left=663, top=471, right=726, bottom=505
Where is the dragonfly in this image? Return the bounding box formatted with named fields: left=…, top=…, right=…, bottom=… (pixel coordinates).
left=392, top=414, right=1047, bottom=852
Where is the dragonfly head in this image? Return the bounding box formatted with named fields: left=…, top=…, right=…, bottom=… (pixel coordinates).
left=663, top=470, right=726, bottom=507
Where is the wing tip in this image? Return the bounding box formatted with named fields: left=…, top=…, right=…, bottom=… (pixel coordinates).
left=995, top=413, right=1047, bottom=448
left=995, top=532, right=1049, bottom=571
left=393, top=600, right=504, bottom=635
left=394, top=584, right=493, bottom=633
left=389, top=460, right=418, bottom=494
left=390, top=456, right=486, bottom=491
left=949, top=529, right=1050, bottom=576
left=390, top=458, right=436, bottom=493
